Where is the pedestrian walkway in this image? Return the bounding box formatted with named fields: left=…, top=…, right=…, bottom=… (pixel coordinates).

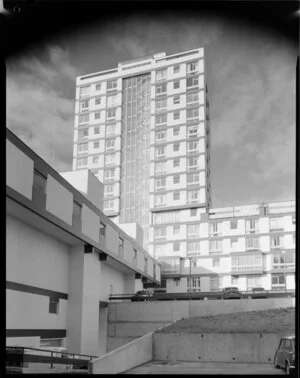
left=123, top=360, right=285, bottom=374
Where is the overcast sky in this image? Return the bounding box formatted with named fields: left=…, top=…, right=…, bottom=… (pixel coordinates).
left=6, top=5, right=297, bottom=208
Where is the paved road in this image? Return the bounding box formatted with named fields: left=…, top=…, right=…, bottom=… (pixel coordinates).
left=123, top=360, right=286, bottom=375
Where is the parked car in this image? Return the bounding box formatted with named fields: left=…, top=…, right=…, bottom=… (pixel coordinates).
left=249, top=287, right=269, bottom=299
left=222, top=287, right=243, bottom=299
left=131, top=290, right=152, bottom=302
left=274, top=335, right=295, bottom=374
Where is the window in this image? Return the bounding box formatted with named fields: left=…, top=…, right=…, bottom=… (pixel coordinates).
left=155, top=114, right=167, bottom=125
left=187, top=76, right=199, bottom=88
left=94, top=127, right=100, bottom=134
left=271, top=274, right=285, bottom=289
left=95, top=84, right=101, bottom=91
left=144, top=257, right=148, bottom=272
left=173, top=191, right=180, bottom=201
left=213, top=258, right=220, bottom=267
left=174, top=278, right=180, bottom=287
left=188, top=125, right=199, bottom=138
left=107, top=109, right=116, bottom=119
left=272, top=252, right=294, bottom=269
left=187, top=108, right=199, bottom=119
left=173, top=143, right=180, bottom=152
left=155, top=177, right=166, bottom=189
left=231, top=276, right=239, bottom=286
left=91, top=168, right=99, bottom=175
left=156, top=130, right=166, bottom=142
left=173, top=96, right=180, bottom=105
left=187, top=156, right=198, bottom=169
left=173, top=65, right=180, bottom=74
left=173, top=127, right=180, bottom=136
left=173, top=80, right=180, bottom=89
left=77, top=143, right=88, bottom=154
left=187, top=92, right=199, bottom=104
left=231, top=237, right=239, bottom=249
left=105, top=153, right=115, bottom=165
left=209, top=222, right=222, bottom=236
left=292, top=214, right=296, bottom=225
left=104, top=169, right=115, bottom=182
left=105, top=139, right=115, bottom=151
left=154, top=211, right=180, bottom=225
left=247, top=276, right=262, bottom=289
left=133, top=249, right=137, bottom=264
left=154, top=227, right=167, bottom=239
left=106, top=123, right=116, bottom=135
left=104, top=199, right=114, bottom=210
left=187, top=277, right=201, bottom=292
left=187, top=140, right=198, bottom=152
left=156, top=84, right=167, bottom=95
left=73, top=201, right=82, bottom=219
left=187, top=190, right=199, bottom=203
left=95, top=97, right=101, bottom=105
left=231, top=254, right=262, bottom=271
left=173, top=175, right=180, bottom=184
left=155, top=146, right=166, bottom=158
left=187, top=61, right=199, bottom=73
left=79, top=114, right=89, bottom=124
left=155, top=161, right=167, bottom=175
left=270, top=236, right=284, bottom=248
left=187, top=173, right=199, bottom=185
left=156, top=69, right=167, bottom=82
left=154, top=244, right=167, bottom=257
left=187, top=241, right=200, bottom=255
left=187, top=224, right=199, bottom=238
left=230, top=219, right=238, bottom=229
left=107, top=95, right=117, bottom=107
left=77, top=157, right=88, bottom=167
left=173, top=158, right=180, bottom=168
left=190, top=209, right=197, bottom=217
left=107, top=80, right=117, bottom=90
left=78, top=128, right=88, bottom=138
left=246, top=237, right=260, bottom=250
left=245, top=219, right=258, bottom=233
left=210, top=277, right=221, bottom=291
left=173, top=225, right=180, bottom=234
left=154, top=194, right=166, bottom=207
left=156, top=99, right=167, bottom=110
left=94, top=112, right=101, bottom=120
left=80, top=100, right=89, bottom=110
left=99, top=222, right=106, bottom=237
left=93, top=141, right=99, bottom=149
left=104, top=184, right=114, bottom=196
left=49, top=297, right=59, bottom=314
left=209, top=240, right=222, bottom=253
left=80, top=86, right=90, bottom=97
left=173, top=242, right=180, bottom=252
left=173, top=111, right=180, bottom=120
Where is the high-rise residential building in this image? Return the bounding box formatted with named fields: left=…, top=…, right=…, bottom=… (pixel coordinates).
left=73, top=48, right=211, bottom=252
left=159, top=200, right=296, bottom=293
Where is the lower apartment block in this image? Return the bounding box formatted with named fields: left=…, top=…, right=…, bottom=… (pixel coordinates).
left=6, top=129, right=161, bottom=357
left=154, top=201, right=295, bottom=293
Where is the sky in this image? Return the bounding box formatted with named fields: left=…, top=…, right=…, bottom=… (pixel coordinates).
left=6, top=4, right=298, bottom=208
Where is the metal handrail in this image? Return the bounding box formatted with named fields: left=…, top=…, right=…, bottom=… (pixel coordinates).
left=6, top=346, right=97, bottom=359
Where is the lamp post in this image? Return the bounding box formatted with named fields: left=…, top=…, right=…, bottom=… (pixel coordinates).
left=189, top=257, right=192, bottom=294
left=282, top=251, right=286, bottom=293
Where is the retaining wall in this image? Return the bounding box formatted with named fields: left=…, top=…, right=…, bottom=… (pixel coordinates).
left=153, top=333, right=283, bottom=363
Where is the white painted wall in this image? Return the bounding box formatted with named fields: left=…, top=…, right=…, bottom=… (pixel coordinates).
left=81, top=204, right=100, bottom=243
left=99, top=263, right=127, bottom=300
left=6, top=215, right=70, bottom=293
left=6, top=140, right=34, bottom=200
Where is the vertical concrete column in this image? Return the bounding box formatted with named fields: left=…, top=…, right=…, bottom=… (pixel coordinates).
left=67, top=244, right=101, bottom=356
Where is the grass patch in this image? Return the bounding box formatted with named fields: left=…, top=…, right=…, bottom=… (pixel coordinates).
left=157, top=307, right=295, bottom=334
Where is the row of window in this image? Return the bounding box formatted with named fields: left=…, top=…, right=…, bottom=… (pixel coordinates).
left=78, top=124, right=117, bottom=139
left=155, top=108, right=202, bottom=124
left=155, top=61, right=201, bottom=82
left=77, top=138, right=116, bottom=154
left=154, top=140, right=204, bottom=155
left=153, top=189, right=204, bottom=205
left=155, top=91, right=203, bottom=109
left=79, top=108, right=117, bottom=124
left=154, top=237, right=296, bottom=256
left=156, top=76, right=203, bottom=94
left=80, top=80, right=117, bottom=97
left=79, top=94, right=118, bottom=111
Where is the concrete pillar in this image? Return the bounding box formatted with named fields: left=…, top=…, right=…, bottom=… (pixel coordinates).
left=67, top=244, right=101, bottom=356
left=125, top=274, right=143, bottom=293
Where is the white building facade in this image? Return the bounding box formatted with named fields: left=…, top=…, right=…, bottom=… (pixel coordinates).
left=73, top=48, right=211, bottom=252
left=6, top=129, right=160, bottom=357
left=159, top=201, right=296, bottom=293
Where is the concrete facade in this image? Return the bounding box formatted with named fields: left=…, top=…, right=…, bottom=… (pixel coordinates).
left=6, top=129, right=161, bottom=357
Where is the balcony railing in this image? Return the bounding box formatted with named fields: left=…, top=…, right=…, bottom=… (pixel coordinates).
left=231, top=265, right=262, bottom=272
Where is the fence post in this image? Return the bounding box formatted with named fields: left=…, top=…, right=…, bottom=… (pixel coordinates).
left=50, top=351, right=53, bottom=369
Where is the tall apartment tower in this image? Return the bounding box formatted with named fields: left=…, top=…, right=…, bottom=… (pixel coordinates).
left=73, top=48, right=211, bottom=253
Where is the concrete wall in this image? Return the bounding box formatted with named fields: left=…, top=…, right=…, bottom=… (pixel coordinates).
left=81, top=204, right=100, bottom=243
left=46, top=175, right=73, bottom=226
left=89, top=332, right=153, bottom=374
left=6, top=139, right=34, bottom=200
left=153, top=332, right=284, bottom=363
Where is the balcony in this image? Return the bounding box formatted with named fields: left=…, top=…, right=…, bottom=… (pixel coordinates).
left=231, top=265, right=263, bottom=275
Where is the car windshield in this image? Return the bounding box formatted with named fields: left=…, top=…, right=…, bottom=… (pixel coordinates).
left=225, top=287, right=238, bottom=291
left=252, top=287, right=264, bottom=291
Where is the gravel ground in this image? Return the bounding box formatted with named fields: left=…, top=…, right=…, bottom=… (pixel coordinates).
left=157, top=307, right=295, bottom=334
